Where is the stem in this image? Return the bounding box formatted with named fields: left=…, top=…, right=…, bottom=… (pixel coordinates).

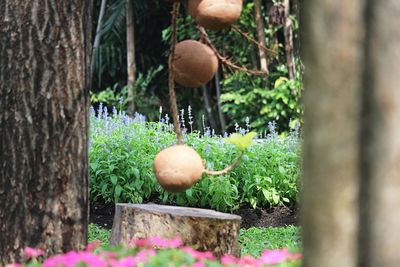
left=168, top=2, right=183, bottom=144
left=203, top=152, right=244, bottom=176
left=197, top=26, right=269, bottom=76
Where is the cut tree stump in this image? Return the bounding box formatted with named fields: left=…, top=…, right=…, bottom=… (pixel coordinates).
left=110, top=203, right=242, bottom=257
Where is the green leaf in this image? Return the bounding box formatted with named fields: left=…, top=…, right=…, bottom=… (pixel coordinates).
left=114, top=185, right=123, bottom=200
left=224, top=132, right=257, bottom=151
left=110, top=175, right=118, bottom=186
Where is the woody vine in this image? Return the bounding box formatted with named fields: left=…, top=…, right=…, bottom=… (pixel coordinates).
left=153, top=0, right=272, bottom=193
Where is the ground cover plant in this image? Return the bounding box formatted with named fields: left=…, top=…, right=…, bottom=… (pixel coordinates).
left=89, top=105, right=301, bottom=213
left=88, top=224, right=301, bottom=258
left=8, top=236, right=301, bottom=267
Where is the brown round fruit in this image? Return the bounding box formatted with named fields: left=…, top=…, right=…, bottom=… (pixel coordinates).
left=172, top=40, right=218, bottom=88
left=188, top=0, right=243, bottom=30
left=153, top=145, right=204, bottom=193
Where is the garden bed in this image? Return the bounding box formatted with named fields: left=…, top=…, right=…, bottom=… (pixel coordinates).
left=89, top=200, right=298, bottom=229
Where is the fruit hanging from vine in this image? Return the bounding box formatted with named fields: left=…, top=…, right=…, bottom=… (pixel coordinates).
left=172, top=40, right=219, bottom=88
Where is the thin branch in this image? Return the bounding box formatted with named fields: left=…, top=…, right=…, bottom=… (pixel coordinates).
left=168, top=2, right=183, bottom=144
left=203, top=152, right=244, bottom=176
left=231, top=25, right=278, bottom=57
left=197, top=26, right=269, bottom=76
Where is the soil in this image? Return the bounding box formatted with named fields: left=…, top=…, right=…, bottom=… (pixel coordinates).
left=90, top=200, right=298, bottom=230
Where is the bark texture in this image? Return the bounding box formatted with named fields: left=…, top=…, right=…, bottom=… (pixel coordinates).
left=0, top=0, right=92, bottom=263
left=301, top=1, right=365, bottom=267
left=359, top=1, right=400, bottom=266
left=126, top=0, right=136, bottom=115
left=110, top=204, right=242, bottom=257
left=302, top=0, right=400, bottom=267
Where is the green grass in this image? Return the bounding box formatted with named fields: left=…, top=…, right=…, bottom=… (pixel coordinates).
left=88, top=223, right=301, bottom=256
left=239, top=226, right=301, bottom=257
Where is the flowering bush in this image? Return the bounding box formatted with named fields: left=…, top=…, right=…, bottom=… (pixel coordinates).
left=8, top=237, right=302, bottom=267
left=89, top=105, right=301, bottom=212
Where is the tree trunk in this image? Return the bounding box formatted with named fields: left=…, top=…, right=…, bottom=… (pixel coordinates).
left=254, top=0, right=269, bottom=74
left=90, top=0, right=108, bottom=85
left=201, top=85, right=218, bottom=131
left=358, top=1, right=400, bottom=266
left=0, top=0, right=92, bottom=263
left=126, top=0, right=136, bottom=115
left=110, top=204, right=242, bottom=257
left=283, top=0, right=296, bottom=80
left=215, top=68, right=226, bottom=132
left=302, top=0, right=400, bottom=267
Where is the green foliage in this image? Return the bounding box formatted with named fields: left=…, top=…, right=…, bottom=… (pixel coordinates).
left=89, top=110, right=301, bottom=212
left=88, top=223, right=111, bottom=249
left=239, top=226, right=301, bottom=257
left=221, top=68, right=303, bottom=134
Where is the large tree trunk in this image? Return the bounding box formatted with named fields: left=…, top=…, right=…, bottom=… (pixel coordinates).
left=302, top=0, right=400, bottom=267
left=358, top=1, right=400, bottom=266
left=126, top=0, right=136, bottom=115
left=254, top=0, right=269, bottom=74
left=0, top=0, right=92, bottom=263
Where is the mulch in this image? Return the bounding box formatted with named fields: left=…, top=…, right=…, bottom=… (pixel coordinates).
left=90, top=200, right=298, bottom=230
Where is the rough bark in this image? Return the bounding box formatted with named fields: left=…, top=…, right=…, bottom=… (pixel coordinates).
left=111, top=204, right=242, bottom=257
left=283, top=0, right=296, bottom=79
left=254, top=0, right=269, bottom=74
left=301, top=1, right=365, bottom=267
left=358, top=1, right=400, bottom=266
left=126, top=0, right=136, bottom=115
left=0, top=0, right=92, bottom=263
left=90, top=0, right=108, bottom=84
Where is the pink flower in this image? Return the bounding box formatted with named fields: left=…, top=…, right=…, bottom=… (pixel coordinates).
left=43, top=251, right=107, bottom=267
left=260, top=248, right=290, bottom=265
left=24, top=247, right=43, bottom=258
left=221, top=254, right=238, bottom=265
left=191, top=262, right=206, bottom=267
left=131, top=236, right=183, bottom=249
left=5, top=264, right=23, bottom=267
left=181, top=246, right=215, bottom=260
left=117, top=256, right=137, bottom=267
left=86, top=240, right=102, bottom=252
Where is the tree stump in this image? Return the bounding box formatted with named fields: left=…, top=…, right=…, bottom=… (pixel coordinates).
left=110, top=203, right=242, bottom=257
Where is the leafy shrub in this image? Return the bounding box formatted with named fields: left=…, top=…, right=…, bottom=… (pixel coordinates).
left=10, top=236, right=302, bottom=267
left=89, top=106, right=301, bottom=212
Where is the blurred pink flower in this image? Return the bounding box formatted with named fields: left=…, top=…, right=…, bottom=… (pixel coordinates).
left=86, top=240, right=102, bottom=252
left=24, top=247, right=43, bottom=258
left=259, top=248, right=290, bottom=265
left=5, top=264, right=23, bottom=267
left=43, top=251, right=107, bottom=267
left=181, top=246, right=215, bottom=260
left=191, top=262, right=206, bottom=267
left=221, top=254, right=238, bottom=265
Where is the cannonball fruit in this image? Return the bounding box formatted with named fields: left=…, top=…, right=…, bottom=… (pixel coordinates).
left=188, top=0, right=243, bottom=30
left=172, top=40, right=218, bottom=88
left=153, top=145, right=204, bottom=193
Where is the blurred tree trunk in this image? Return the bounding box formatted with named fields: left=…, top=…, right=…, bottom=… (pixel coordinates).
left=254, top=0, right=269, bottom=74
left=302, top=0, right=400, bottom=267
left=126, top=0, right=136, bottom=115
left=283, top=0, right=295, bottom=79
left=0, top=0, right=92, bottom=263
left=90, top=0, right=107, bottom=85
left=358, top=1, right=400, bottom=266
